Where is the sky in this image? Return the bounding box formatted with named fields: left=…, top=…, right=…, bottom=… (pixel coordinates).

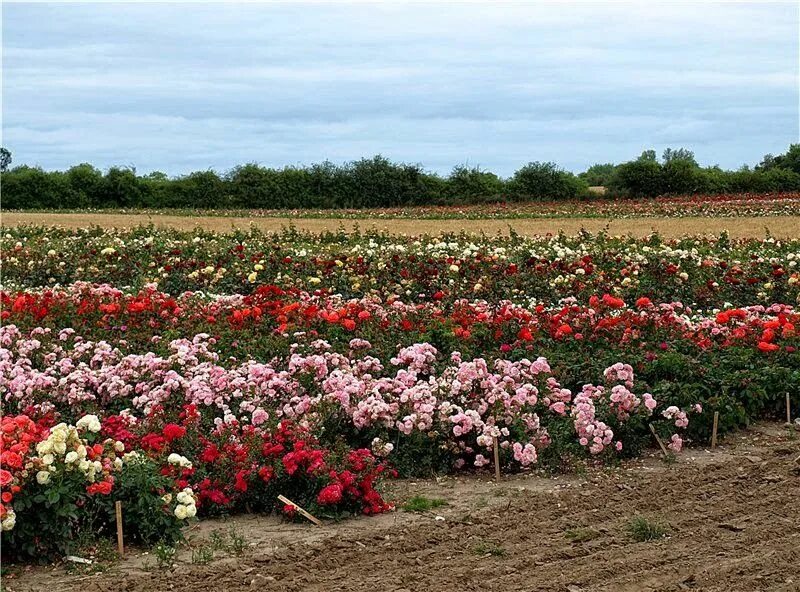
left=2, top=1, right=799, bottom=177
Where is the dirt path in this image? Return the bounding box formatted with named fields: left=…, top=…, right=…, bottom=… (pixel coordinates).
left=3, top=212, right=799, bottom=238
left=5, top=423, right=800, bottom=592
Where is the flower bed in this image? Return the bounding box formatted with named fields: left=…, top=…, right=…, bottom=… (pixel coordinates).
left=1, top=226, right=799, bottom=563
left=3, top=228, right=799, bottom=308
left=0, top=408, right=393, bottom=562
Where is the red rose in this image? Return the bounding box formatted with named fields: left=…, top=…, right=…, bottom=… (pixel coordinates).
left=316, top=483, right=343, bottom=505
left=163, top=423, right=186, bottom=442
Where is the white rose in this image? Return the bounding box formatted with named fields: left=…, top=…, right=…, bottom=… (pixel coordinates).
left=65, top=451, right=79, bottom=464
left=185, top=504, right=197, bottom=518
left=77, top=415, right=102, bottom=433
left=174, top=505, right=189, bottom=520
left=1, top=509, right=16, bottom=531
left=36, top=470, right=51, bottom=485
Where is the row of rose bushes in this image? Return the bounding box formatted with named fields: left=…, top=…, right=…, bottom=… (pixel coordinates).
left=26, top=192, right=800, bottom=219
left=1, top=408, right=392, bottom=562
left=3, top=227, right=799, bottom=308
left=3, top=283, right=797, bottom=356
left=3, top=284, right=797, bottom=434
left=2, top=326, right=700, bottom=489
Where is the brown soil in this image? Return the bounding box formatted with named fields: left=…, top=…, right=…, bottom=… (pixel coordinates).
left=5, top=423, right=800, bottom=592
left=3, top=212, right=799, bottom=239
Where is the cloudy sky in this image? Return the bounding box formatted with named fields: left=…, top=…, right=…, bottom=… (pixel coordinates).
left=2, top=1, right=798, bottom=176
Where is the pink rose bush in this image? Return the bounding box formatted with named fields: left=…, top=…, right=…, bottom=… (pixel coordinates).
left=1, top=327, right=695, bottom=474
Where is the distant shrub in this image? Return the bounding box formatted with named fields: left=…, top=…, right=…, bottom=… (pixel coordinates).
left=509, top=161, right=588, bottom=200
left=608, top=158, right=663, bottom=197
left=445, top=165, right=506, bottom=202
left=578, top=163, right=617, bottom=186
left=2, top=145, right=799, bottom=209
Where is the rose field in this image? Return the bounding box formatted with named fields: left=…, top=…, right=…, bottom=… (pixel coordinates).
left=1, top=223, right=799, bottom=588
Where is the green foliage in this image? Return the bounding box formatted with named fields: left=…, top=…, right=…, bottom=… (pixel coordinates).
left=608, top=158, right=663, bottom=197
left=446, top=165, right=505, bottom=201
left=626, top=515, right=670, bottom=542
left=191, top=545, right=215, bottom=564
left=3, top=472, right=87, bottom=561
left=607, top=145, right=800, bottom=197
left=2, top=455, right=186, bottom=563
left=101, top=456, right=187, bottom=547
left=472, top=540, right=506, bottom=556
left=509, top=161, right=588, bottom=200
left=578, top=163, right=617, bottom=186
left=758, top=144, right=800, bottom=175
left=152, top=541, right=177, bottom=570
left=662, top=148, right=697, bottom=166
left=3, top=146, right=799, bottom=208
left=402, top=496, right=448, bottom=512
left=189, top=528, right=248, bottom=565
left=565, top=527, right=600, bottom=543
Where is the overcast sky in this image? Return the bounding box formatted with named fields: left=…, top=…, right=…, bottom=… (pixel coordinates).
left=2, top=1, right=798, bottom=176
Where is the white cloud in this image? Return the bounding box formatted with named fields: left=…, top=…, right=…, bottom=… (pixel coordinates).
left=2, top=1, right=797, bottom=175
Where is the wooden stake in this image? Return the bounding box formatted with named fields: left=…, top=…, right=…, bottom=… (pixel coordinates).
left=786, top=393, right=792, bottom=424
left=114, top=501, right=124, bottom=556
left=711, top=411, right=719, bottom=449
left=492, top=435, right=501, bottom=481
left=277, top=495, right=322, bottom=526
left=648, top=423, right=669, bottom=458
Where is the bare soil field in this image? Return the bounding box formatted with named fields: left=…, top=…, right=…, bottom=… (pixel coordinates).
left=3, top=212, right=800, bottom=238
left=5, top=423, right=799, bottom=592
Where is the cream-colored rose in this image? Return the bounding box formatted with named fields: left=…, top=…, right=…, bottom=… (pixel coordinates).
left=174, top=504, right=189, bottom=520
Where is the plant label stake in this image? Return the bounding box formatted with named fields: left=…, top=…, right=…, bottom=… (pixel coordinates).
left=115, top=500, right=124, bottom=555
left=787, top=393, right=792, bottom=424
left=277, top=495, right=322, bottom=526
left=493, top=435, right=501, bottom=481
left=648, top=424, right=669, bottom=458
left=711, top=411, right=719, bottom=449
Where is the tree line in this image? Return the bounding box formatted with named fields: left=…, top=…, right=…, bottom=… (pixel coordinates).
left=1, top=145, right=798, bottom=210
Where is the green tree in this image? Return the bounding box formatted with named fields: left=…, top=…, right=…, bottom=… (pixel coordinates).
left=662, top=148, right=697, bottom=166
left=509, top=162, right=587, bottom=200
left=578, top=163, right=617, bottom=186
left=446, top=165, right=505, bottom=201
left=758, top=144, right=800, bottom=175
left=102, top=167, right=146, bottom=207
left=608, top=157, right=663, bottom=197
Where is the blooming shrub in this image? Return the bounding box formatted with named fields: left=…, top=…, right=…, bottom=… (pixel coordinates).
left=0, top=415, right=193, bottom=562
left=1, top=331, right=698, bottom=477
